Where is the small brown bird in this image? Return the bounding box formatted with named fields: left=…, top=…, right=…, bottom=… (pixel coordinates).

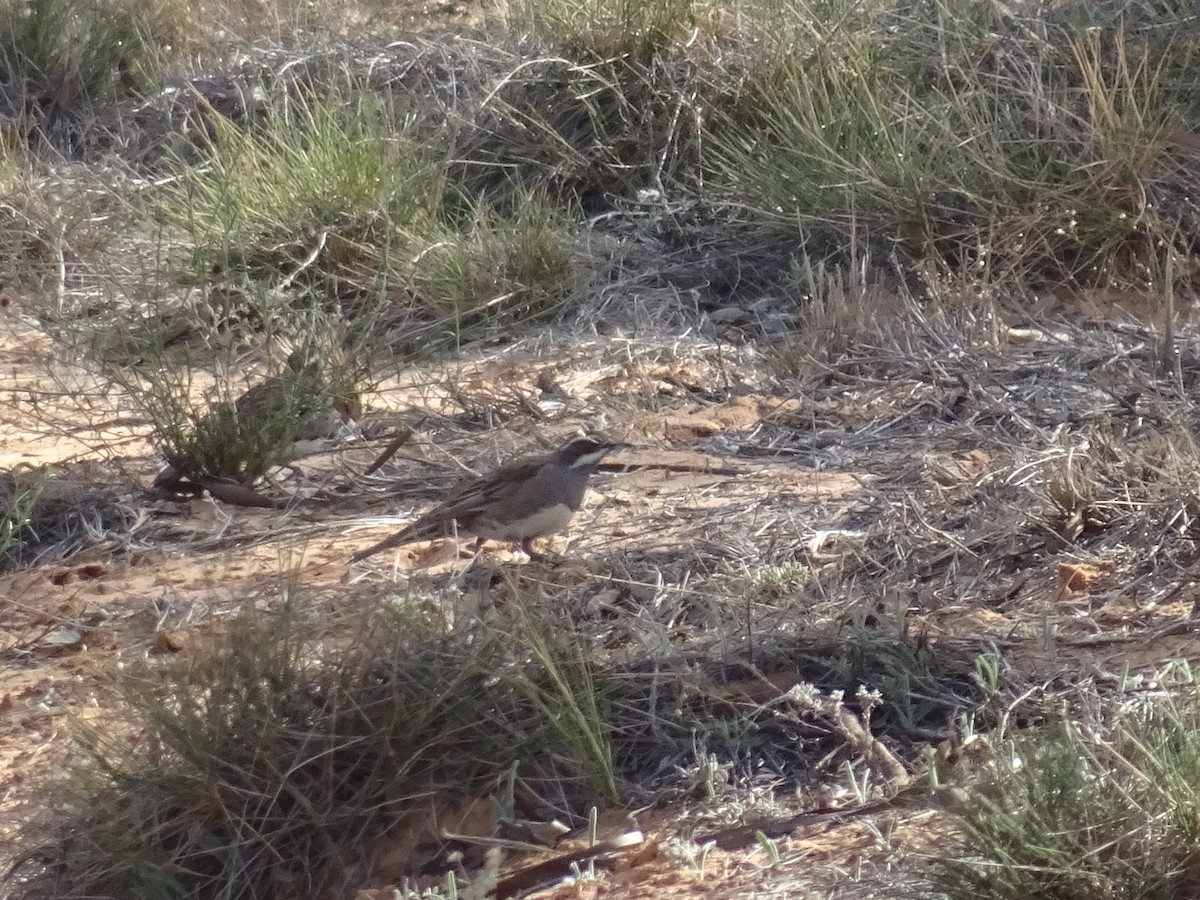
left=232, top=351, right=361, bottom=444
left=351, top=436, right=624, bottom=563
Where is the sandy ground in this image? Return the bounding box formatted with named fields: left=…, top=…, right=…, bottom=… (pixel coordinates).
left=5, top=292, right=1200, bottom=898
left=2, top=309, right=913, bottom=898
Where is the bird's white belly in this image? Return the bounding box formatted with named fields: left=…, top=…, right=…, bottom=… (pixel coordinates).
left=481, top=503, right=575, bottom=540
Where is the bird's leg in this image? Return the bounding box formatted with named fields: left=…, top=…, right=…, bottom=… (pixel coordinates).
left=453, top=538, right=488, bottom=583
left=521, top=537, right=545, bottom=562
left=452, top=531, right=485, bottom=558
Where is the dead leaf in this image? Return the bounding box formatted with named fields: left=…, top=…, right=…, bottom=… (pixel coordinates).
left=152, top=629, right=188, bottom=654
left=1058, top=562, right=1107, bottom=595
left=929, top=449, right=991, bottom=486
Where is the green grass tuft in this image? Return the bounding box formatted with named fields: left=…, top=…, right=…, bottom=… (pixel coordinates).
left=712, top=0, right=1200, bottom=289
left=930, top=681, right=1200, bottom=899
left=0, top=0, right=159, bottom=151
left=0, top=465, right=51, bottom=568
left=148, top=86, right=579, bottom=352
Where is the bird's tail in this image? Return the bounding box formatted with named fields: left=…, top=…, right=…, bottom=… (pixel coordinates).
left=351, top=512, right=460, bottom=562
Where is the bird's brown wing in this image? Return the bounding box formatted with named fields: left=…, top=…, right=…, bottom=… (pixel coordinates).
left=234, top=376, right=285, bottom=417
left=350, top=453, right=549, bottom=562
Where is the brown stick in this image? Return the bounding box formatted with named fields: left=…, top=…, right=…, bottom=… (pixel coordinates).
left=363, top=430, right=413, bottom=476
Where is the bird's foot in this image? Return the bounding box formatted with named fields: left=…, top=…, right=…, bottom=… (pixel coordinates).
left=521, top=538, right=566, bottom=564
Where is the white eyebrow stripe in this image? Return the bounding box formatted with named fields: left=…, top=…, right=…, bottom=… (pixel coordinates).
left=569, top=449, right=611, bottom=467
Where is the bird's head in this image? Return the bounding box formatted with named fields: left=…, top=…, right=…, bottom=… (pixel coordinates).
left=555, top=436, right=626, bottom=470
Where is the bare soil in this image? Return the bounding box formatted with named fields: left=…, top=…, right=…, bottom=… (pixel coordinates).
left=6, top=283, right=1200, bottom=898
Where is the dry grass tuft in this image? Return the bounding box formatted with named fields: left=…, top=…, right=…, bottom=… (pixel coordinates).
left=9, top=601, right=545, bottom=899
left=4, top=576, right=1012, bottom=899
left=0, top=463, right=144, bottom=571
